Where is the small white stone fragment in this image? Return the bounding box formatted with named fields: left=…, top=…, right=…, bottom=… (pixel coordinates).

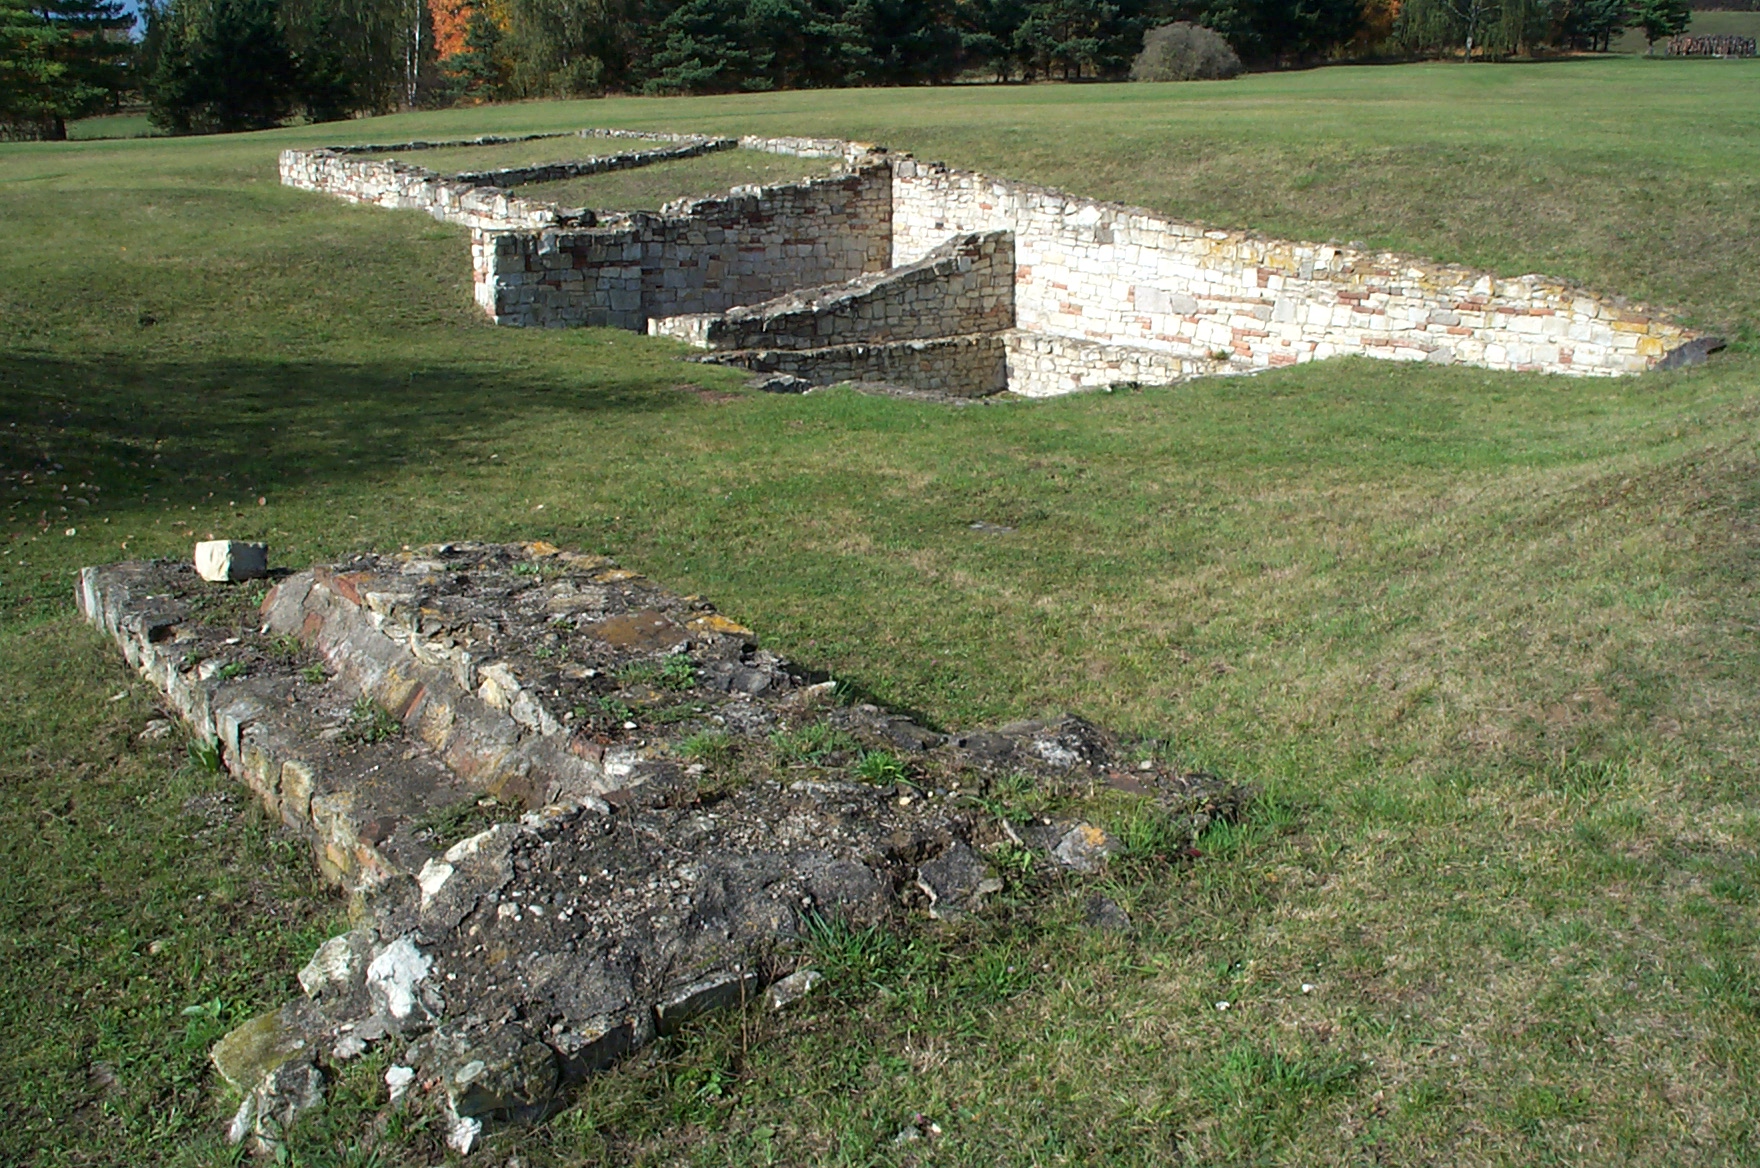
left=299, top=932, right=364, bottom=999
left=767, top=968, right=823, bottom=1011
left=227, top=1095, right=255, bottom=1145
left=448, top=1115, right=483, bottom=1155
left=194, top=540, right=269, bottom=583
left=443, top=826, right=501, bottom=864
left=417, top=859, right=455, bottom=908
left=385, top=1065, right=416, bottom=1103
left=366, top=937, right=432, bottom=1021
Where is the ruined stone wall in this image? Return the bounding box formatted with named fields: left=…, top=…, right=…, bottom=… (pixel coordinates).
left=280, top=129, right=1703, bottom=391
left=649, top=229, right=1013, bottom=351
left=699, top=334, right=1007, bottom=396
left=1005, top=332, right=1222, bottom=398
left=738, top=134, right=872, bottom=162
left=892, top=158, right=1694, bottom=379
left=280, top=147, right=575, bottom=229
left=278, top=134, right=734, bottom=231
left=448, top=139, right=735, bottom=192
left=473, top=165, right=893, bottom=329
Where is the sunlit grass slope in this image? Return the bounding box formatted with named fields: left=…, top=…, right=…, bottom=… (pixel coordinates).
left=3, top=59, right=1758, bottom=1166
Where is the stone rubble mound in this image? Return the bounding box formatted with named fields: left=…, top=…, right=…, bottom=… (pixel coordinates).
left=79, top=542, right=1240, bottom=1153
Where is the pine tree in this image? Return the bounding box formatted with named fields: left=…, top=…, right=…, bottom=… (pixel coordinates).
left=852, top=0, right=962, bottom=83
left=1560, top=0, right=1628, bottom=51
left=1631, top=0, right=1688, bottom=49
left=148, top=0, right=303, bottom=133
left=297, top=7, right=358, bottom=120
left=644, top=0, right=770, bottom=92
left=1013, top=0, right=1130, bottom=80
left=642, top=0, right=871, bottom=94
left=0, top=0, right=130, bottom=138
left=0, top=0, right=63, bottom=136
left=446, top=0, right=511, bottom=99
left=956, top=0, right=1030, bottom=80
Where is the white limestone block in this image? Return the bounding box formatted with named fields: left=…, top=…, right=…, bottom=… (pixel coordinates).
left=194, top=540, right=268, bottom=583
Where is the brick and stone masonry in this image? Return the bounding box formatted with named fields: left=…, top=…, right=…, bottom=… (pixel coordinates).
left=470, top=164, right=894, bottom=330
left=649, top=229, right=1014, bottom=351
left=280, top=130, right=1710, bottom=396
left=276, top=130, right=737, bottom=231
left=77, top=543, right=1230, bottom=1153
left=889, top=157, right=1695, bottom=381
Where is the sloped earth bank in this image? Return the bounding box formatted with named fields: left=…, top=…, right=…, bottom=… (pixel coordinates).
left=77, top=542, right=1242, bottom=1153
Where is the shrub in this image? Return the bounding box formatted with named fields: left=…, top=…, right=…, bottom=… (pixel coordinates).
left=1129, top=23, right=1243, bottom=82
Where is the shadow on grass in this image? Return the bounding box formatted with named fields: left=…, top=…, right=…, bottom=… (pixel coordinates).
left=0, top=347, right=714, bottom=508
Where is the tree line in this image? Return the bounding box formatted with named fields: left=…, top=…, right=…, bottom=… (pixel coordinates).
left=0, top=0, right=1700, bottom=139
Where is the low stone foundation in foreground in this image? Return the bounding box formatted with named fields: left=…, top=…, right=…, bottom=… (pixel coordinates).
left=81, top=544, right=1238, bottom=1152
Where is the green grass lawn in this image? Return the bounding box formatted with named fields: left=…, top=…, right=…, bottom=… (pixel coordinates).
left=4, top=59, right=1759, bottom=1166
left=64, top=111, right=156, bottom=140
left=522, top=148, right=843, bottom=209
left=363, top=136, right=841, bottom=207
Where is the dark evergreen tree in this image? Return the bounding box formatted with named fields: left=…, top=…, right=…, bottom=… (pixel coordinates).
left=446, top=0, right=511, bottom=98
left=0, top=0, right=130, bottom=138
left=1558, top=0, right=1628, bottom=49
left=1193, top=0, right=1360, bottom=63
left=955, top=0, right=1030, bottom=79
left=0, top=0, right=64, bottom=135
left=148, top=0, right=303, bottom=132
left=1631, top=0, right=1688, bottom=48
left=280, top=0, right=410, bottom=114
left=296, top=7, right=359, bottom=119
left=644, top=0, right=772, bottom=91
left=1013, top=0, right=1131, bottom=79
left=852, top=0, right=963, bottom=82
left=643, top=0, right=873, bottom=93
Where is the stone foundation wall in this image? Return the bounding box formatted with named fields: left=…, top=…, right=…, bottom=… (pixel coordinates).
left=472, top=165, right=893, bottom=329
left=448, top=138, right=735, bottom=193
left=281, top=128, right=1704, bottom=392
left=649, top=229, right=1013, bottom=351
left=699, top=334, right=1007, bottom=396
left=278, top=133, right=733, bottom=231
left=739, top=134, right=874, bottom=163
left=891, top=158, right=1694, bottom=378
left=1005, top=332, right=1223, bottom=398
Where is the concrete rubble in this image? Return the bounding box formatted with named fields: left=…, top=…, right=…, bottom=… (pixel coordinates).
left=79, top=541, right=1241, bottom=1151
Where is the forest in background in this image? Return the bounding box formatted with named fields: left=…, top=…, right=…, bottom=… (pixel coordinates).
left=0, top=0, right=1705, bottom=138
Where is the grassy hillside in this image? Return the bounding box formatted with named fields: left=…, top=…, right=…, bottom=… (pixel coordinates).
left=3, top=60, right=1758, bottom=1166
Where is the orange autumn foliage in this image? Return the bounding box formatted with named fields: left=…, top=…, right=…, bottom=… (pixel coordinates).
left=432, top=0, right=511, bottom=61
left=432, top=0, right=471, bottom=60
